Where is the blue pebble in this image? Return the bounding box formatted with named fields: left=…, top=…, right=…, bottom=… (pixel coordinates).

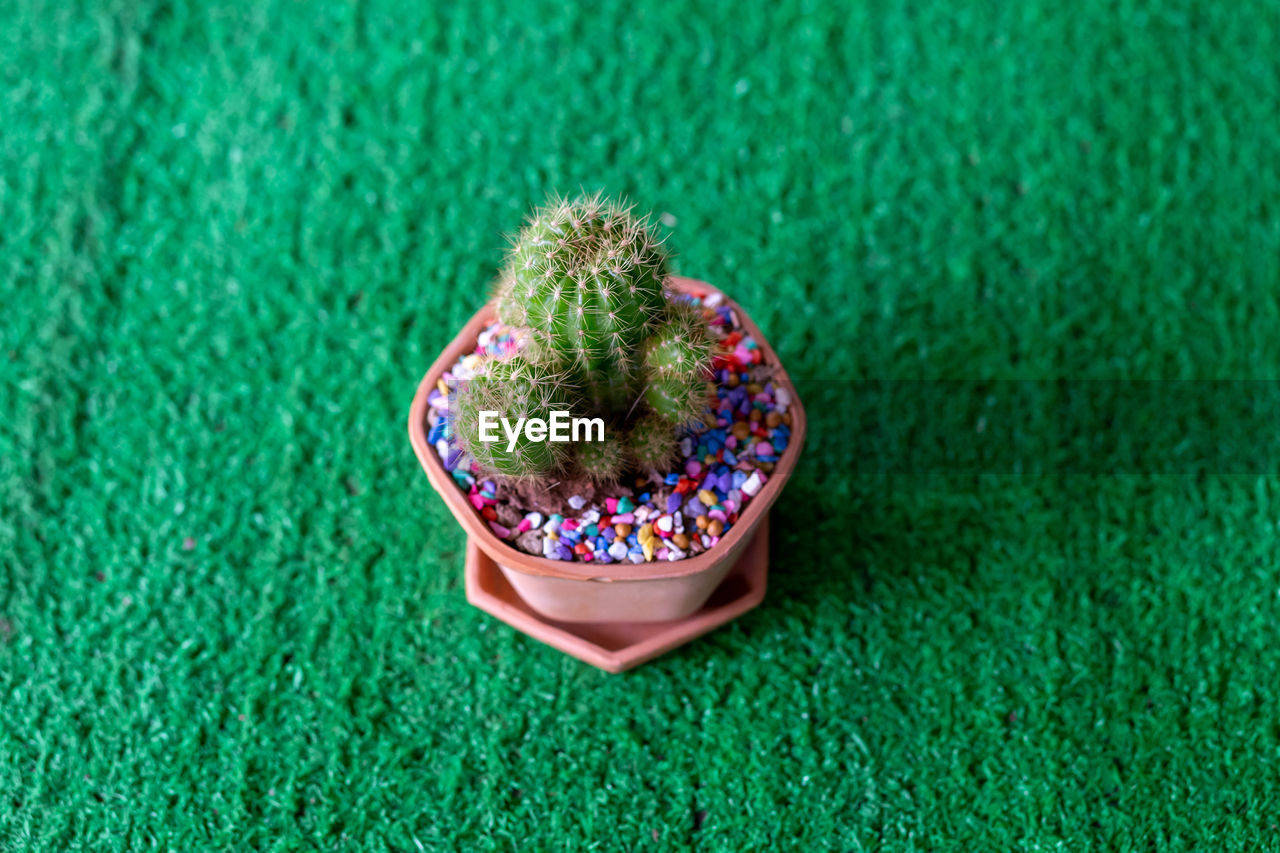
left=596, top=553, right=613, bottom=564
left=723, top=450, right=738, bottom=465
left=602, top=528, right=616, bottom=542
left=627, top=534, right=639, bottom=546
left=666, top=493, right=682, bottom=513
left=664, top=473, right=680, bottom=485
left=732, top=470, right=748, bottom=489
left=557, top=545, right=573, bottom=560
left=428, top=421, right=447, bottom=443
left=773, top=436, right=788, bottom=452
left=638, top=492, right=650, bottom=503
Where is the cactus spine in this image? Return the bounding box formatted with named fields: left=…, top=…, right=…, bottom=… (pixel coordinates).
left=453, top=193, right=714, bottom=483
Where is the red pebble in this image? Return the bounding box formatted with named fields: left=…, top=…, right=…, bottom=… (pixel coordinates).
left=573, top=542, right=590, bottom=555
left=481, top=506, right=497, bottom=521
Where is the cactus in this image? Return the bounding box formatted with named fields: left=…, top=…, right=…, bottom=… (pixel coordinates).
left=452, top=357, right=571, bottom=481
left=573, top=433, right=626, bottom=483
left=627, top=413, right=680, bottom=472
left=451, top=193, right=715, bottom=484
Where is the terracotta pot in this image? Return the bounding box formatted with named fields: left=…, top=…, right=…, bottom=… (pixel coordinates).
left=408, top=277, right=806, bottom=624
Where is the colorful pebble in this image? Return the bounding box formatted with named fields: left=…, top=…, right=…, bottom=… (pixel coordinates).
left=427, top=295, right=791, bottom=564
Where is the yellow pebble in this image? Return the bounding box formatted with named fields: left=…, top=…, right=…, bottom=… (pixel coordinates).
left=697, top=490, right=717, bottom=506
left=637, top=523, right=655, bottom=546
left=437, top=379, right=450, bottom=396
left=746, top=382, right=763, bottom=394
left=642, top=539, right=655, bottom=561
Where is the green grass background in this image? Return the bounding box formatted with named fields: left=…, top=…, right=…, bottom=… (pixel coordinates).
left=4, top=1, right=1280, bottom=849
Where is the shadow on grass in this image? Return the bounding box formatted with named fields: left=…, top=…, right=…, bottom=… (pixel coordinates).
left=661, top=377, right=1280, bottom=664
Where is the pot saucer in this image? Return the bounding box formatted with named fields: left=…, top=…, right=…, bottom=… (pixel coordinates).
left=464, top=515, right=770, bottom=673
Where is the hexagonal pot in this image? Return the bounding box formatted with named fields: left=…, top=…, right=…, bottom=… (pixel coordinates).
left=408, top=276, right=806, bottom=625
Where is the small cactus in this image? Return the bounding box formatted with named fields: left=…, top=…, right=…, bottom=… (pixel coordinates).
left=451, top=193, right=715, bottom=484
left=627, top=413, right=680, bottom=472
left=452, top=357, right=571, bottom=481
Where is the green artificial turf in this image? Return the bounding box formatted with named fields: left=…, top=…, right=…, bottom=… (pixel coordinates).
left=4, top=1, right=1280, bottom=849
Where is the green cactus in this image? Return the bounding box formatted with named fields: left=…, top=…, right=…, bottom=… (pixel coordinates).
left=627, top=413, right=680, bottom=472
left=452, top=357, right=571, bottom=481
left=453, top=193, right=715, bottom=484
left=573, top=433, right=626, bottom=483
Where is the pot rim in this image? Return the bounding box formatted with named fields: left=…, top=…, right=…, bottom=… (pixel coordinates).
left=408, top=276, right=807, bottom=582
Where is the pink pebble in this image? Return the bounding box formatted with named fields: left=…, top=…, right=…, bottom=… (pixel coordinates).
left=488, top=522, right=510, bottom=538
left=605, top=497, right=618, bottom=513
left=612, top=512, right=635, bottom=525
left=755, top=442, right=772, bottom=456
left=517, top=519, right=531, bottom=533
left=709, top=509, right=727, bottom=522
left=469, top=494, right=486, bottom=511
left=725, top=435, right=738, bottom=450
left=561, top=519, right=578, bottom=531
left=686, top=460, right=702, bottom=478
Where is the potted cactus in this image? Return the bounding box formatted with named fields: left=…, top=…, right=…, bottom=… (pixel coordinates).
left=409, top=194, right=805, bottom=632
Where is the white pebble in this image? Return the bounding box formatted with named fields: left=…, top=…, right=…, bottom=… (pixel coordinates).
left=524, top=511, right=544, bottom=529
left=581, top=509, right=600, bottom=524
left=541, top=537, right=558, bottom=558
left=655, top=515, right=673, bottom=533
left=679, top=437, right=694, bottom=457
left=776, top=387, right=791, bottom=407
left=542, top=518, right=561, bottom=534
left=741, top=471, right=765, bottom=496
left=567, top=494, right=586, bottom=510
left=666, top=547, right=686, bottom=561
left=608, top=542, right=628, bottom=561
left=704, top=293, right=724, bottom=307
left=627, top=551, right=646, bottom=564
